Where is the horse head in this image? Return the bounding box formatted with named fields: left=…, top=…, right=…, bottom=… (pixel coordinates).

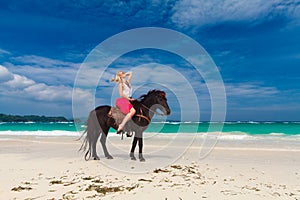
left=154, top=90, right=171, bottom=115
left=137, top=90, right=171, bottom=116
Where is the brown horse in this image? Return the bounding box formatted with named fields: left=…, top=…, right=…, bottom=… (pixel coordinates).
left=79, top=90, right=171, bottom=161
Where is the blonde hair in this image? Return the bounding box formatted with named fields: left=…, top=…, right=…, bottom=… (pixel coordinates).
left=110, top=71, right=123, bottom=83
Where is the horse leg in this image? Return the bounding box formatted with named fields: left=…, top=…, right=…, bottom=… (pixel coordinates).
left=138, top=137, right=145, bottom=162
left=129, top=137, right=138, bottom=160
left=134, top=131, right=145, bottom=162
left=91, top=131, right=100, bottom=160
left=100, top=131, right=113, bottom=159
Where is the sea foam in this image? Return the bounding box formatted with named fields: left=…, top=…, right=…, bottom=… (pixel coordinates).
left=0, top=130, right=80, bottom=137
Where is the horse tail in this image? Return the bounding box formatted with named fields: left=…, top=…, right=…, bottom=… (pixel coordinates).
left=78, top=110, right=98, bottom=161
left=83, top=134, right=91, bottom=161
left=78, top=110, right=96, bottom=161
left=78, top=130, right=91, bottom=161
left=76, top=129, right=87, bottom=141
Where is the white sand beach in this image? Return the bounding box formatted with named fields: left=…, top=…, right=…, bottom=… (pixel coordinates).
left=0, top=135, right=299, bottom=200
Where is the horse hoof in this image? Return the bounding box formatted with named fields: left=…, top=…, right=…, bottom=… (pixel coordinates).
left=131, top=156, right=136, bottom=161
left=106, top=155, right=113, bottom=159
left=130, top=152, right=136, bottom=160
left=93, top=157, right=100, bottom=160
left=139, top=153, right=145, bottom=162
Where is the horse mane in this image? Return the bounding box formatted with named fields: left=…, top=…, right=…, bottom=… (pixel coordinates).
left=128, top=90, right=163, bottom=108
left=137, top=90, right=165, bottom=102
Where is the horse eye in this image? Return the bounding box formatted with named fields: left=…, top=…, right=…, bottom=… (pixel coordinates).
left=159, top=96, right=166, bottom=101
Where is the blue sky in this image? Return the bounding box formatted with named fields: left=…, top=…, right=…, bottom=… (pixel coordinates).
left=0, top=0, right=300, bottom=121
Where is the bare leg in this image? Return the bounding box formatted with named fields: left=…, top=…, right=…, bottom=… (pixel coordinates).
left=117, top=108, right=135, bottom=133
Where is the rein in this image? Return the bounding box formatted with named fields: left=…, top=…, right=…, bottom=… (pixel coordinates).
left=134, top=103, right=167, bottom=125
left=135, top=112, right=150, bottom=124
left=140, top=103, right=166, bottom=116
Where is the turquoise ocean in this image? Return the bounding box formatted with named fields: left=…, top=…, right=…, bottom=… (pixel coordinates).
left=1, top=121, right=300, bottom=140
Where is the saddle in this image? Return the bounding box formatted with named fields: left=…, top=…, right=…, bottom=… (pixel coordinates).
left=108, top=107, right=126, bottom=125
left=107, top=106, right=151, bottom=139
left=107, top=107, right=133, bottom=138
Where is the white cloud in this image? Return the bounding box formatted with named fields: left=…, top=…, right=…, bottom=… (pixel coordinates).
left=0, top=65, right=14, bottom=83
left=226, top=83, right=279, bottom=97
left=73, top=54, right=161, bottom=88
left=5, top=62, right=78, bottom=86
left=12, top=55, right=79, bottom=68
left=171, top=0, right=300, bottom=28
left=4, top=55, right=80, bottom=86
left=24, top=84, right=72, bottom=101
left=123, top=64, right=203, bottom=119
left=0, top=48, right=11, bottom=55
left=72, top=88, right=95, bottom=118
left=4, top=74, right=35, bottom=89
left=0, top=65, right=92, bottom=104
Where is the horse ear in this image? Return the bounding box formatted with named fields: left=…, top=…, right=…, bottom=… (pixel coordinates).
left=159, top=91, right=166, bottom=99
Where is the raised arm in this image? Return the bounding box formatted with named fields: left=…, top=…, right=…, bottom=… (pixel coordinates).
left=126, top=71, right=132, bottom=83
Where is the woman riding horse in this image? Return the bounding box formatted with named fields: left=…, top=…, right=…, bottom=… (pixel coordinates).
left=110, top=71, right=135, bottom=134
left=79, top=88, right=171, bottom=162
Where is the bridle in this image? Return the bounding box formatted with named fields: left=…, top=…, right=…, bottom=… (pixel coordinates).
left=120, top=94, right=169, bottom=140
left=134, top=101, right=168, bottom=125
left=140, top=103, right=167, bottom=116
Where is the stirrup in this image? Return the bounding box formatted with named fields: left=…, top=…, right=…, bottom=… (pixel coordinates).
left=117, top=130, right=125, bottom=140
left=117, top=130, right=124, bottom=135
left=126, top=131, right=133, bottom=137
